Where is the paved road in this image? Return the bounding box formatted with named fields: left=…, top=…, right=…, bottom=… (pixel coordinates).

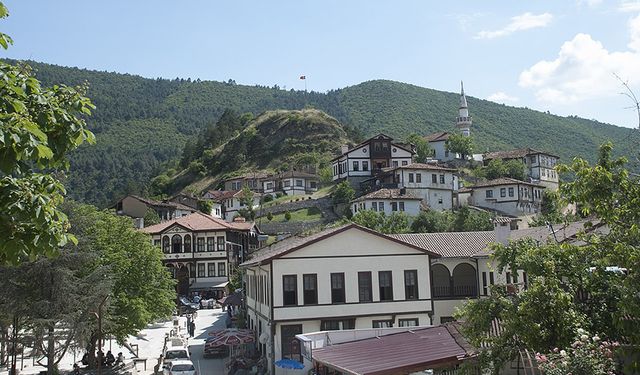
left=188, top=308, right=228, bottom=375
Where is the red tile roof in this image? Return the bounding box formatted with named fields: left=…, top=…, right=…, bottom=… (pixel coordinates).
left=353, top=188, right=422, bottom=202
left=393, top=162, right=457, bottom=172
left=140, top=212, right=253, bottom=234
left=424, top=131, right=451, bottom=142
left=312, top=324, right=476, bottom=375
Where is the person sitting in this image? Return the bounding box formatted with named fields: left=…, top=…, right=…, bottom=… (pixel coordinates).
left=105, top=351, right=115, bottom=367
left=115, top=352, right=124, bottom=366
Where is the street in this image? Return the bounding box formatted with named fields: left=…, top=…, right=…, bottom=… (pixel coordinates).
left=185, top=308, right=229, bottom=375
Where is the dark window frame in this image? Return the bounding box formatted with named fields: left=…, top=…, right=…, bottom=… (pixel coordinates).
left=379, top=271, right=394, bottom=301
left=404, top=270, right=418, bottom=300
left=358, top=271, right=372, bottom=302
left=303, top=274, right=318, bottom=305
left=330, top=273, right=346, bottom=304
left=282, top=275, right=298, bottom=306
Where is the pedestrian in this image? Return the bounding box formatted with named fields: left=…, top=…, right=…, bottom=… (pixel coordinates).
left=189, top=321, right=195, bottom=337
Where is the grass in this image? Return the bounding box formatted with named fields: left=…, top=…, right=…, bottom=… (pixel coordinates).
left=268, top=207, right=323, bottom=223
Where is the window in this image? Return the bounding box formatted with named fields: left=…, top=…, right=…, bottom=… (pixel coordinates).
left=409, top=173, right=414, bottom=183
left=489, top=272, right=495, bottom=285
left=281, top=325, right=302, bottom=362
left=508, top=187, right=514, bottom=197
left=353, top=161, right=359, bottom=171
left=282, top=275, right=297, bottom=306
left=432, top=174, right=437, bottom=183
left=196, top=238, right=205, bottom=252
left=379, top=271, right=393, bottom=301
left=172, top=235, right=182, bottom=253
left=379, top=202, right=384, bottom=211
left=371, top=202, right=378, bottom=211
left=296, top=179, right=303, bottom=187
left=372, top=320, right=393, bottom=328
left=218, top=262, right=226, bottom=276
left=162, top=237, right=170, bottom=253
left=207, top=237, right=215, bottom=252
left=402, top=161, right=408, bottom=166
left=391, top=202, right=398, bottom=211
left=358, top=272, right=372, bottom=302
left=482, top=272, right=488, bottom=295
left=320, top=319, right=355, bottom=331
left=154, top=239, right=161, bottom=248
left=439, top=175, right=445, bottom=184
left=197, top=263, right=205, bottom=277
left=283, top=180, right=290, bottom=188
left=303, top=274, right=317, bottom=305
left=500, top=188, right=506, bottom=198
left=404, top=270, right=418, bottom=300
left=416, top=173, right=422, bottom=183
left=486, top=190, right=494, bottom=198
left=208, top=263, right=216, bottom=277
left=392, top=161, right=398, bottom=167
left=530, top=156, right=537, bottom=164
left=217, top=237, right=225, bottom=251
left=330, top=273, right=345, bottom=303
left=506, top=272, right=512, bottom=284
left=182, top=235, right=191, bottom=252
left=398, top=318, right=418, bottom=327
left=399, top=202, right=405, bottom=211
left=440, top=317, right=456, bottom=324
left=363, top=161, right=369, bottom=171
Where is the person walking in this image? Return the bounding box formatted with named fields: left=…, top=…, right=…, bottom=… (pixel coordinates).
left=189, top=321, right=196, bottom=337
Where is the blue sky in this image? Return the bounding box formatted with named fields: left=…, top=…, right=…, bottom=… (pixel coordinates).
left=3, top=0, right=640, bottom=129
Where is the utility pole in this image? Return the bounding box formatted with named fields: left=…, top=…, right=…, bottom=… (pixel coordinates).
left=93, top=295, right=109, bottom=375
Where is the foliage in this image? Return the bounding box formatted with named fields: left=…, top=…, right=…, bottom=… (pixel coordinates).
left=197, top=199, right=213, bottom=215
left=0, top=24, right=95, bottom=264
left=406, top=133, right=432, bottom=162
left=410, top=210, right=451, bottom=233
left=284, top=211, right=291, bottom=221
left=445, top=132, right=473, bottom=158
left=268, top=207, right=322, bottom=223
left=143, top=208, right=161, bottom=227
left=478, top=159, right=526, bottom=181
left=536, top=329, right=618, bottom=375
left=529, top=190, right=570, bottom=227
left=452, top=206, right=493, bottom=231
left=237, top=186, right=255, bottom=220
left=266, top=212, right=273, bottom=221
left=332, top=180, right=355, bottom=205
left=457, top=142, right=640, bottom=373
left=318, top=166, right=333, bottom=185
left=351, top=210, right=410, bottom=234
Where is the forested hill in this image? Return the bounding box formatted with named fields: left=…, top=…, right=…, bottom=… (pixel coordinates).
left=14, top=60, right=639, bottom=206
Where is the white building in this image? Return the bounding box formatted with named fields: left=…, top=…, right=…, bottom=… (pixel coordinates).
left=241, top=224, right=439, bottom=374
left=261, top=171, right=319, bottom=196
left=112, top=195, right=197, bottom=223
left=483, top=148, right=560, bottom=191
left=331, top=134, right=415, bottom=183
left=464, top=177, right=545, bottom=218
left=392, top=163, right=458, bottom=211
left=390, top=218, right=593, bottom=324
left=202, top=190, right=261, bottom=222
left=141, top=212, right=260, bottom=299
left=351, top=188, right=423, bottom=216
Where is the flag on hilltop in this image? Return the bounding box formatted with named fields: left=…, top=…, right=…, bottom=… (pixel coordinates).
left=299, top=75, right=306, bottom=80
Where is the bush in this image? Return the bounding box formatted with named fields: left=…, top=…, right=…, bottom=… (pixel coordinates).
left=267, top=212, right=273, bottom=221
left=262, top=195, right=273, bottom=203
left=284, top=211, right=292, bottom=221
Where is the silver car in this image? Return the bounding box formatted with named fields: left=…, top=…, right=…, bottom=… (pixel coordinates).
left=163, top=359, right=197, bottom=375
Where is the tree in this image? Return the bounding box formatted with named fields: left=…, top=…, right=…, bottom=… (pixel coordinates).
left=318, top=166, right=333, bottom=185
left=197, top=199, right=213, bottom=215
left=266, top=212, right=273, bottom=221
left=452, top=206, right=493, bottom=232
left=0, top=3, right=95, bottom=264
left=410, top=210, right=451, bottom=233
left=457, top=142, right=640, bottom=373
left=406, top=133, right=432, bottom=163
left=445, top=132, right=473, bottom=159
left=284, top=211, right=292, bottom=221
left=332, top=181, right=355, bottom=205
left=351, top=210, right=410, bottom=234
left=143, top=208, right=161, bottom=227
left=238, top=186, right=256, bottom=220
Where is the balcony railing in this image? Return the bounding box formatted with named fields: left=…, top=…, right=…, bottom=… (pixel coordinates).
left=433, top=285, right=477, bottom=298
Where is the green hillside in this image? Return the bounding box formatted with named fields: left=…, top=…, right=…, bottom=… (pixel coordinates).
left=12, top=60, right=639, bottom=206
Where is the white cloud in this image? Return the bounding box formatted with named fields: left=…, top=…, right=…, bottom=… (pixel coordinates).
left=487, top=92, right=519, bottom=103
left=577, top=0, right=604, bottom=8
left=519, top=14, right=640, bottom=104
left=619, top=1, right=640, bottom=12
left=475, top=12, right=553, bottom=39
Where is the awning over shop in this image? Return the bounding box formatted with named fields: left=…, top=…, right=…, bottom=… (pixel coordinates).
left=312, top=324, right=476, bottom=375
left=189, top=281, right=229, bottom=290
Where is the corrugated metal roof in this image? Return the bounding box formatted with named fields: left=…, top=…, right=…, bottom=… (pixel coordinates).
left=389, top=231, right=495, bottom=258
left=312, top=325, right=475, bottom=375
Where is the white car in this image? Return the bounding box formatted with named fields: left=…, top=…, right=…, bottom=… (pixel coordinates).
left=163, top=359, right=197, bottom=375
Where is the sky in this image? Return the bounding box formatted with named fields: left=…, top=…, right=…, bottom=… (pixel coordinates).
left=3, top=0, right=640, bottom=129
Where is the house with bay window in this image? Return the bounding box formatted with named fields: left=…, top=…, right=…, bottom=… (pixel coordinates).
left=240, top=224, right=438, bottom=374
left=331, top=134, right=415, bottom=185
left=483, top=148, right=560, bottom=191
left=141, top=212, right=261, bottom=299
left=463, top=177, right=546, bottom=218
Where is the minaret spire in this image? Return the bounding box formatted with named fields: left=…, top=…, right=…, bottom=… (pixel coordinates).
left=456, top=81, right=472, bottom=137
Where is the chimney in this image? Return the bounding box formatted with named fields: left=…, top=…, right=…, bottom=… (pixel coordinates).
left=340, top=145, right=349, bottom=154
left=233, top=216, right=246, bottom=223
left=493, top=217, right=512, bottom=245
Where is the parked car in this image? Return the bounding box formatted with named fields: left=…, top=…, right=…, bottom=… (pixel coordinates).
left=163, top=359, right=197, bottom=375
left=163, top=346, right=190, bottom=366
left=178, top=296, right=199, bottom=315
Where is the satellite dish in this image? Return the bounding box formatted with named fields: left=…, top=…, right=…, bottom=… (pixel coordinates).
left=259, top=331, right=269, bottom=344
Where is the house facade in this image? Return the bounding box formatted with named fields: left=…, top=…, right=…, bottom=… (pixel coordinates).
left=202, top=190, right=261, bottom=222
left=464, top=177, right=545, bottom=217
left=351, top=188, right=423, bottom=216
left=331, top=134, right=415, bottom=184
left=241, top=224, right=438, bottom=374
left=113, top=195, right=197, bottom=224
left=484, top=148, right=560, bottom=190
left=261, top=171, right=319, bottom=196
left=424, top=131, right=454, bottom=162
left=141, top=212, right=260, bottom=298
